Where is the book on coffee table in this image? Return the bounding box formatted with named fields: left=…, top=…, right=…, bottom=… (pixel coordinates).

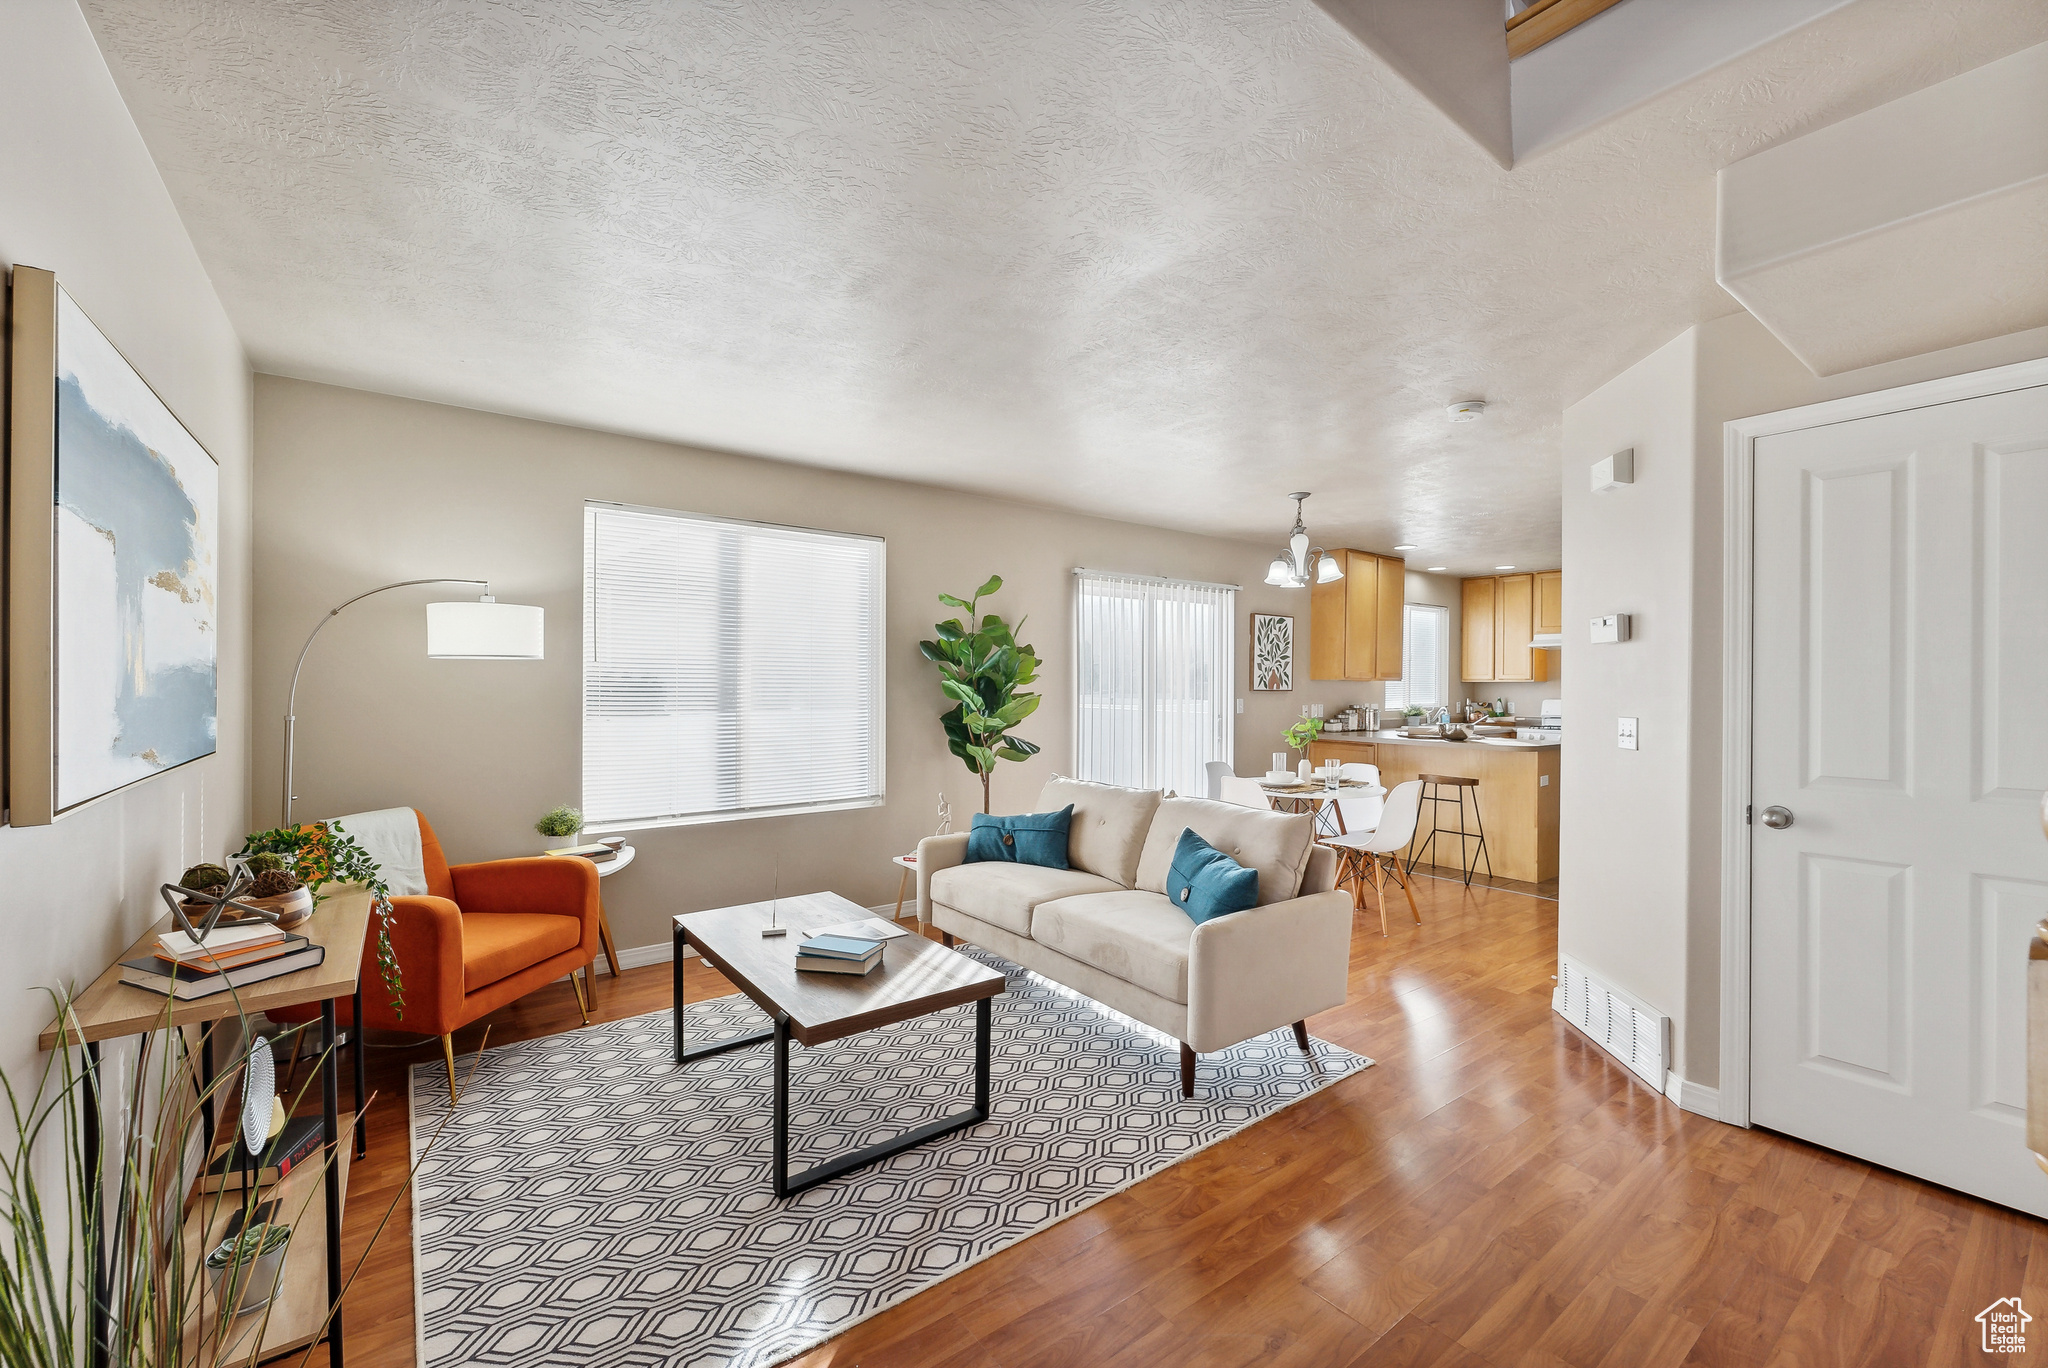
left=803, top=917, right=911, bottom=944
left=794, top=951, right=882, bottom=976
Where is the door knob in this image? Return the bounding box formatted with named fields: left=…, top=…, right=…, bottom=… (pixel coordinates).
left=1760, top=805, right=1794, bottom=829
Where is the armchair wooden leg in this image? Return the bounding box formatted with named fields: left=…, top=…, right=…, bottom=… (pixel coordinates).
left=1180, top=1043, right=1196, bottom=1099
left=441, top=1034, right=459, bottom=1106
left=1291, top=1020, right=1311, bottom=1052
left=571, top=967, right=591, bottom=1026
left=941, top=932, right=955, bottom=948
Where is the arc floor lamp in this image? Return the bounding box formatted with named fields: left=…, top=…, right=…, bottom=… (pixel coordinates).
left=283, top=578, right=544, bottom=824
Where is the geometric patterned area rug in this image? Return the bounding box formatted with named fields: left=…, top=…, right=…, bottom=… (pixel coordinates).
left=408, top=947, right=1373, bottom=1368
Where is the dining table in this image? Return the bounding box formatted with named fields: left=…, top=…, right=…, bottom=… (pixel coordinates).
left=1258, top=775, right=1387, bottom=838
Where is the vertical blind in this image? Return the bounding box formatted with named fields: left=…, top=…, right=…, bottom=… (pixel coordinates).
left=1073, top=571, right=1235, bottom=798
left=582, top=503, right=884, bottom=825
left=1385, top=603, right=1449, bottom=711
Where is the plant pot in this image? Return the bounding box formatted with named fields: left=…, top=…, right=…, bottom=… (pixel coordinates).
left=240, top=886, right=314, bottom=929
left=206, top=1225, right=291, bottom=1317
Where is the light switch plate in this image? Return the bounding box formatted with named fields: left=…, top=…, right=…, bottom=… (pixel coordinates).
left=1539, top=774, right=1550, bottom=786
left=1617, top=717, right=1639, bottom=750
left=1236, top=698, right=1244, bottom=714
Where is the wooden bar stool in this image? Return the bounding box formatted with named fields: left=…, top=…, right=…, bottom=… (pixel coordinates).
left=1405, top=774, right=1492, bottom=886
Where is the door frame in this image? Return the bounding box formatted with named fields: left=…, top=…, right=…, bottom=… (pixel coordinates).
left=1717, top=355, right=2048, bottom=1130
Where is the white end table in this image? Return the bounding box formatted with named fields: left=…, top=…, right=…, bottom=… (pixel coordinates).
left=891, top=852, right=917, bottom=921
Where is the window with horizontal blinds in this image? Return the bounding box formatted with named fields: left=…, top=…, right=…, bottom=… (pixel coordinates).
left=1073, top=571, right=1234, bottom=799
left=1385, top=603, right=1449, bottom=711
left=582, top=503, right=884, bottom=827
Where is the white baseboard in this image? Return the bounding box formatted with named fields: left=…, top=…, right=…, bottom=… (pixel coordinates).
left=1663, top=1071, right=1722, bottom=1121
left=598, top=904, right=907, bottom=974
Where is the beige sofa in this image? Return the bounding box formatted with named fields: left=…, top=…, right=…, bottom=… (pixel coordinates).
left=916, top=777, right=1353, bottom=1097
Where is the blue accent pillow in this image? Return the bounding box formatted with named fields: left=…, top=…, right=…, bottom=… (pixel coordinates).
left=1165, top=828, right=1260, bottom=924
left=965, top=806, right=1073, bottom=869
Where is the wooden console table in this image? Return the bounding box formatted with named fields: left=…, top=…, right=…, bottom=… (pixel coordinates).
left=40, top=888, right=372, bottom=1368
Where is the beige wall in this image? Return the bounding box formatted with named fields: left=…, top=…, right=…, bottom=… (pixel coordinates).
left=1560, top=313, right=2048, bottom=1097
left=251, top=376, right=1364, bottom=957
left=0, top=1, right=252, bottom=1091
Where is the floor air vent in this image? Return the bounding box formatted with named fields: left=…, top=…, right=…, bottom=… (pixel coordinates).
left=1553, top=955, right=1669, bottom=1090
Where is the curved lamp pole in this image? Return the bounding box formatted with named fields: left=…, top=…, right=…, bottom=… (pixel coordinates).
left=282, top=578, right=543, bottom=824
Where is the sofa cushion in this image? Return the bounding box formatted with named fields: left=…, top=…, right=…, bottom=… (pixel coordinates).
left=928, top=862, right=1122, bottom=937
left=1136, top=797, right=1313, bottom=906
left=1038, top=777, right=1160, bottom=887
left=1030, top=891, right=1194, bottom=1003
left=1164, top=829, right=1261, bottom=924
left=461, top=913, right=580, bottom=994
left=966, top=805, right=1073, bottom=868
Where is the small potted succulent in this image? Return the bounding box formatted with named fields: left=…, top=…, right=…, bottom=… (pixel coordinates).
left=205, top=1221, right=292, bottom=1318
left=535, top=805, right=584, bottom=848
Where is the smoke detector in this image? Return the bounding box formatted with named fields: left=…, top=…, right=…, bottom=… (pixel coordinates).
left=1446, top=400, right=1487, bottom=422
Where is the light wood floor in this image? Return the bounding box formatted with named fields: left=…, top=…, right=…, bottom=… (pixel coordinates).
left=332, top=877, right=2044, bottom=1367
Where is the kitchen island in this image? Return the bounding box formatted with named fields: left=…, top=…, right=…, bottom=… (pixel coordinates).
left=1306, top=730, right=1558, bottom=884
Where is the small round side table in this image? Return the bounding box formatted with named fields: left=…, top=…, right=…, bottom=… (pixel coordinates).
left=550, top=844, right=633, bottom=977
left=891, top=853, right=917, bottom=922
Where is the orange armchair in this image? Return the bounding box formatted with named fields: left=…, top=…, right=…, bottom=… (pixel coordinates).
left=275, top=810, right=602, bottom=1102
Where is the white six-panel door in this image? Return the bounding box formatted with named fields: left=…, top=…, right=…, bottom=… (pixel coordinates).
left=1749, top=382, right=2048, bottom=1217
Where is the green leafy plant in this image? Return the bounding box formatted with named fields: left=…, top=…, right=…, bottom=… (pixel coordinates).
left=0, top=988, right=467, bottom=1367
left=918, top=576, right=1041, bottom=813
left=239, top=822, right=403, bottom=1018
left=1283, top=716, right=1323, bottom=758
left=534, top=806, right=583, bottom=840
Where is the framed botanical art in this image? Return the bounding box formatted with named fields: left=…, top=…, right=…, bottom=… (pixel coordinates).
left=1251, top=612, right=1293, bottom=690
left=8, top=266, right=219, bottom=824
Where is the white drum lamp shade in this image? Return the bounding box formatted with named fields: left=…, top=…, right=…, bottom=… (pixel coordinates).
left=426, top=599, right=545, bottom=659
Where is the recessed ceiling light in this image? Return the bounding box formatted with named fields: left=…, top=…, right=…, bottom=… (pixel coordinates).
left=1495, top=565, right=1515, bottom=570
left=1446, top=400, right=1487, bottom=422
left=1427, top=566, right=1448, bottom=572
left=1392, top=543, right=1416, bottom=551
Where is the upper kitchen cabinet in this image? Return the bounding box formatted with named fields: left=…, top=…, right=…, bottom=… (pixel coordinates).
left=1463, top=571, right=1553, bottom=683
left=1536, top=570, right=1562, bottom=638
left=1310, top=550, right=1406, bottom=680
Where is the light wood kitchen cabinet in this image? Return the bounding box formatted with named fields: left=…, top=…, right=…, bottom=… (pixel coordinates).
left=1536, top=570, right=1562, bottom=637
left=1462, top=571, right=1551, bottom=683
left=1461, top=577, right=1495, bottom=682
left=1310, top=550, right=1406, bottom=681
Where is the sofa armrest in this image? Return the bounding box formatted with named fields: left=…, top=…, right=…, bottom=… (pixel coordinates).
left=378, top=895, right=467, bottom=1035
left=1185, top=890, right=1351, bottom=1053
left=1300, top=844, right=1339, bottom=895
left=915, top=833, right=970, bottom=925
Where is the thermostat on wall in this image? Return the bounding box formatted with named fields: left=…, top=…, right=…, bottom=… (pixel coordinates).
left=1591, top=614, right=1632, bottom=644
left=1591, top=448, right=1634, bottom=492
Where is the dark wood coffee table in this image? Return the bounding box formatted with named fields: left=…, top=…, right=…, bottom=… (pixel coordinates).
left=672, top=890, right=1006, bottom=1197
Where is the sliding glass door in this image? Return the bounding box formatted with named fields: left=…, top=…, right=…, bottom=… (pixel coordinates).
left=1073, top=570, right=1234, bottom=798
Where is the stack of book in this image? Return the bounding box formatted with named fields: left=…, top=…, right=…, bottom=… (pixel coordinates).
left=197, top=1115, right=325, bottom=1194
left=120, top=922, right=326, bottom=1000
left=795, top=934, right=885, bottom=976
left=545, top=842, right=619, bottom=864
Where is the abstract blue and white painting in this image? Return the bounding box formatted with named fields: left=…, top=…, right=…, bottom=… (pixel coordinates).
left=54, top=288, right=217, bottom=811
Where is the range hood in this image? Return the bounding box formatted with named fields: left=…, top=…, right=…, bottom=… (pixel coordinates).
left=1530, top=633, right=1564, bottom=649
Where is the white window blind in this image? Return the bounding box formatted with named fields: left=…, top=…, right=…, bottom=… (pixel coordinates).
left=1073, top=571, right=1234, bottom=799
left=582, top=503, right=884, bottom=826
left=1385, top=603, right=1449, bottom=712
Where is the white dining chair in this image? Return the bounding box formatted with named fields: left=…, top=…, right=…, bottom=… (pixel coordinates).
left=1202, top=759, right=1233, bottom=800
left=1218, top=776, right=1272, bottom=810
left=1323, top=779, right=1424, bottom=936
left=1332, top=762, right=1383, bottom=835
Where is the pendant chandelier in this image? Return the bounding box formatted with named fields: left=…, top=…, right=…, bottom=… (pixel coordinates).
left=1264, top=492, right=1344, bottom=588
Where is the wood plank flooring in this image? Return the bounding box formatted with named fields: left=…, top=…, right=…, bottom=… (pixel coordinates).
left=333, top=878, right=2044, bottom=1367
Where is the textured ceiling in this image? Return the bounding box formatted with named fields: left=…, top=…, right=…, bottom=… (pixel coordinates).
left=83, top=0, right=2048, bottom=572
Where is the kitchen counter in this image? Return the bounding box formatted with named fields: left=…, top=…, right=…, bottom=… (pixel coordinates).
left=1333, top=728, right=1560, bottom=750
left=1307, top=731, right=1558, bottom=883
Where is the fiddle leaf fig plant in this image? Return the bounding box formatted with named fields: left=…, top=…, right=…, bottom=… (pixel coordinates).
left=919, top=575, right=1041, bottom=813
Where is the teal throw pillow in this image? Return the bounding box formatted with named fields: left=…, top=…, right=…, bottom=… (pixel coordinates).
left=965, top=805, right=1073, bottom=869
left=1165, top=828, right=1260, bottom=924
